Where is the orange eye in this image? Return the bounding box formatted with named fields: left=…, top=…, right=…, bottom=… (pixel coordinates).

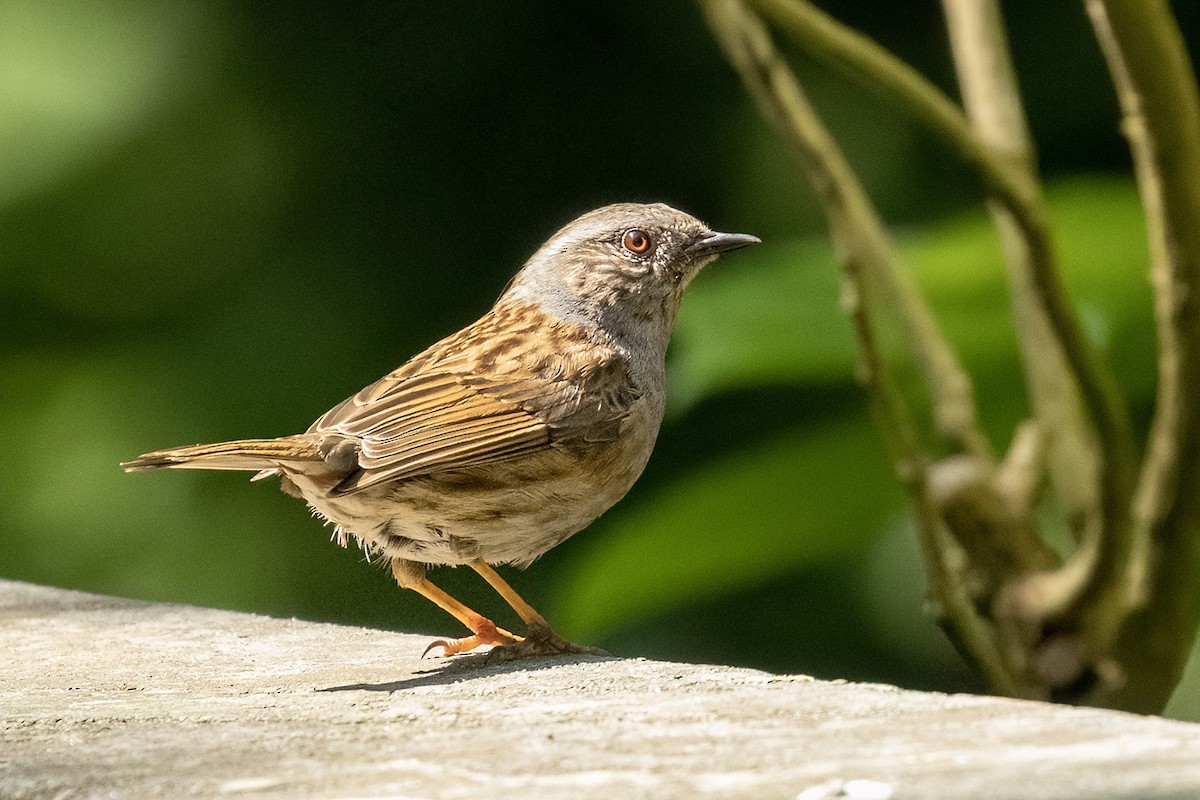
left=622, top=228, right=652, bottom=254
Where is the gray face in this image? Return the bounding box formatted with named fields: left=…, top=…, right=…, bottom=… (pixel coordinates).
left=505, top=202, right=758, bottom=333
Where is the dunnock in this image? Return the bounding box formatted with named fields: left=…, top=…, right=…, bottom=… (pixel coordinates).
left=123, top=203, right=758, bottom=656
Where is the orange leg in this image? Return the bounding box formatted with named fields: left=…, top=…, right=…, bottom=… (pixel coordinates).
left=394, top=561, right=521, bottom=656
left=468, top=559, right=550, bottom=628
left=468, top=559, right=608, bottom=657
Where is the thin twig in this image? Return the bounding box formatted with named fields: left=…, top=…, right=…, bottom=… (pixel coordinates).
left=698, top=0, right=1014, bottom=691
left=700, top=0, right=989, bottom=460
left=1085, top=0, right=1200, bottom=712
left=940, top=0, right=1123, bottom=630
left=749, top=0, right=1137, bottom=579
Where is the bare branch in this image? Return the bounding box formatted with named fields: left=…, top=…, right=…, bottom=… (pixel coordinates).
left=698, top=0, right=1013, bottom=690
left=700, top=0, right=988, bottom=459
left=940, top=0, right=1126, bottom=634
left=1085, top=0, right=1200, bottom=712
left=706, top=0, right=1200, bottom=711
left=749, top=0, right=1138, bottom=586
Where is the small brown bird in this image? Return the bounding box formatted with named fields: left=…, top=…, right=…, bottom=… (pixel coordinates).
left=123, top=203, right=758, bottom=656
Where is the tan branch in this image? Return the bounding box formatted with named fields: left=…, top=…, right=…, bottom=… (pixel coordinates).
left=749, top=0, right=1137, bottom=588
left=698, top=0, right=1014, bottom=691
left=701, top=0, right=988, bottom=459
left=1085, top=0, right=1200, bottom=712
left=940, top=0, right=1125, bottom=634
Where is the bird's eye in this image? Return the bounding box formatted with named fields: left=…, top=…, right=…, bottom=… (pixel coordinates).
left=622, top=228, right=652, bottom=255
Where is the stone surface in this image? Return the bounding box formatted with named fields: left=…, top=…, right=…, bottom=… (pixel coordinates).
left=3, top=579, right=1200, bottom=799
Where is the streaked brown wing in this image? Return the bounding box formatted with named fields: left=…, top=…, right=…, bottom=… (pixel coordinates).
left=314, top=372, right=551, bottom=492
left=309, top=298, right=641, bottom=494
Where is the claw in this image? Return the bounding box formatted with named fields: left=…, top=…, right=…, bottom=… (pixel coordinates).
left=423, top=634, right=505, bottom=658
left=422, top=623, right=522, bottom=658
left=422, top=639, right=453, bottom=658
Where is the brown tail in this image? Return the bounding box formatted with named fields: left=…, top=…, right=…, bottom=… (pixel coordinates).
left=121, top=436, right=323, bottom=473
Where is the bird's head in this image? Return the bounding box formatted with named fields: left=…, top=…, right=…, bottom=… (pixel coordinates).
left=504, top=202, right=759, bottom=343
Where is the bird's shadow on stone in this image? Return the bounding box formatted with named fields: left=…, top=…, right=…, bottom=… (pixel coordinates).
left=317, top=649, right=619, bottom=693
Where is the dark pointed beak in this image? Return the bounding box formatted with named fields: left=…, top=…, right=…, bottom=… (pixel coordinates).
left=686, top=230, right=761, bottom=259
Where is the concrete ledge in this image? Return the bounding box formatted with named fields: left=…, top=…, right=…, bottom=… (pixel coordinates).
left=3, top=579, right=1200, bottom=799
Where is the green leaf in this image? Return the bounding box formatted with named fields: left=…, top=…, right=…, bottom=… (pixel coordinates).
left=671, top=176, right=1154, bottom=410
left=669, top=238, right=852, bottom=413
left=552, top=416, right=902, bottom=636
left=0, top=0, right=217, bottom=208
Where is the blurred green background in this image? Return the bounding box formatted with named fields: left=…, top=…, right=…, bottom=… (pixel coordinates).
left=3, top=1, right=1198, bottom=719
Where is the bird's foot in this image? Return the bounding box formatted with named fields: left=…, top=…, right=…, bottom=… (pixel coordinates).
left=497, top=621, right=609, bottom=659
left=422, top=617, right=521, bottom=657
left=422, top=620, right=607, bottom=661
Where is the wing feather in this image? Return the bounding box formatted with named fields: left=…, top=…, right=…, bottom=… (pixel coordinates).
left=309, top=298, right=642, bottom=494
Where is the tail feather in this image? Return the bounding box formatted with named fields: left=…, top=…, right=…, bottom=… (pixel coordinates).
left=121, top=436, right=324, bottom=473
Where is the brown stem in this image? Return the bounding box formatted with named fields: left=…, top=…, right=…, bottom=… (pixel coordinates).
left=1085, top=0, right=1200, bottom=713
left=702, top=0, right=989, bottom=461
left=750, top=0, right=1138, bottom=595
left=940, top=0, right=1132, bottom=664
left=698, top=0, right=1013, bottom=692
